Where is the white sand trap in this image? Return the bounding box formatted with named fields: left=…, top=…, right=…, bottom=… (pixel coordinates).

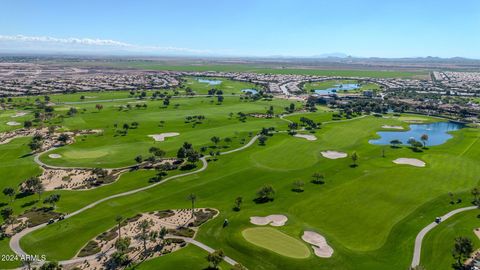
left=321, top=151, right=347, bottom=159
left=294, top=134, right=317, bottom=141
left=48, top=154, right=62, bottom=159
left=250, top=214, right=288, bottom=226
left=148, top=132, right=180, bottom=142
left=393, top=158, right=426, bottom=167
left=382, top=125, right=404, bottom=130
left=474, top=228, right=480, bottom=240
left=6, top=121, right=21, bottom=126
left=302, top=231, right=334, bottom=258
left=11, top=112, right=27, bottom=118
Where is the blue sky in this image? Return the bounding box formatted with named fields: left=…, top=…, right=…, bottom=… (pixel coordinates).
left=0, top=0, right=479, bottom=58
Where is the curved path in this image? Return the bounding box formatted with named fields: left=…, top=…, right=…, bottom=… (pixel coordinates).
left=411, top=205, right=478, bottom=268
left=11, top=135, right=259, bottom=268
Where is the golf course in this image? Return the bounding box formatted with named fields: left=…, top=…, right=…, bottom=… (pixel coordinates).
left=0, top=77, right=479, bottom=270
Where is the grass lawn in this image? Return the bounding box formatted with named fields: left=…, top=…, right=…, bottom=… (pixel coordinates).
left=1, top=85, right=479, bottom=270
left=242, top=227, right=311, bottom=258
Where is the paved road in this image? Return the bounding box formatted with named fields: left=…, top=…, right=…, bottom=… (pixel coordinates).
left=10, top=136, right=259, bottom=268
left=411, top=206, right=478, bottom=268
left=168, top=237, right=238, bottom=266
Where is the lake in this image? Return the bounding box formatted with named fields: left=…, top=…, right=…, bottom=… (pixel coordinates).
left=314, top=83, right=360, bottom=95
left=198, top=78, right=222, bottom=85
left=369, top=121, right=464, bottom=146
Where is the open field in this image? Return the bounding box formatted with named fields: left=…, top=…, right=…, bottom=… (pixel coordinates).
left=77, top=61, right=425, bottom=78
left=0, top=76, right=479, bottom=270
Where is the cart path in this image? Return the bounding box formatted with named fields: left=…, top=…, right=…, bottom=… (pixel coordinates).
left=411, top=205, right=478, bottom=268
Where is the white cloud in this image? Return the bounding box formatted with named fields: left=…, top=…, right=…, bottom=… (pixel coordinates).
left=0, top=34, right=213, bottom=55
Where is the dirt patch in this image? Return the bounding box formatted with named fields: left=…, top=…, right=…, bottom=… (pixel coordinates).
left=321, top=151, right=347, bottom=159
left=148, top=132, right=180, bottom=142
left=302, top=231, right=334, bottom=258
left=250, top=214, right=288, bottom=226
left=294, top=134, right=317, bottom=141
left=393, top=158, right=426, bottom=167
left=39, top=168, right=121, bottom=191
left=70, top=208, right=217, bottom=270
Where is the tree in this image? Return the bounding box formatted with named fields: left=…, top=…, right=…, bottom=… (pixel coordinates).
left=255, top=185, right=275, bottom=203
left=39, top=261, right=61, bottom=270
left=351, top=152, right=358, bottom=167
left=23, top=120, right=32, bottom=129
left=258, top=135, right=268, bottom=146
left=233, top=197, right=243, bottom=211
left=407, top=138, right=423, bottom=151
left=0, top=207, right=13, bottom=220
left=210, top=136, right=221, bottom=146
left=57, top=133, right=70, bottom=144
left=115, top=237, right=131, bottom=254
left=134, top=155, right=143, bottom=164
left=311, top=173, right=325, bottom=184
left=95, top=104, right=103, bottom=111
left=28, top=140, right=42, bottom=152
left=186, top=193, right=197, bottom=218
left=451, top=236, right=473, bottom=269
left=137, top=220, right=151, bottom=255
left=292, top=180, right=305, bottom=192
left=43, top=194, right=60, bottom=209
left=3, top=187, right=15, bottom=202
left=115, top=215, right=124, bottom=240
left=471, top=187, right=480, bottom=205
left=206, top=249, right=225, bottom=269
left=33, top=181, right=45, bottom=200
left=149, top=147, right=165, bottom=158
left=420, top=134, right=429, bottom=147
left=389, top=139, right=402, bottom=148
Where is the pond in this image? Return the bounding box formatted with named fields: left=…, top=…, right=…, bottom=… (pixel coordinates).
left=369, top=121, right=464, bottom=146
left=198, top=78, right=222, bottom=85
left=241, top=89, right=259, bottom=94
left=314, top=83, right=360, bottom=95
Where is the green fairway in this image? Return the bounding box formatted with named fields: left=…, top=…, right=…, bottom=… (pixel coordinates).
left=1, top=80, right=479, bottom=270
left=242, top=227, right=310, bottom=259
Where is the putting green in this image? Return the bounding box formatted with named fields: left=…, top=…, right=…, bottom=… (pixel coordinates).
left=242, top=227, right=310, bottom=259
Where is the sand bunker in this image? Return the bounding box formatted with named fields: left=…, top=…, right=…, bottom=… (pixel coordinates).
left=250, top=214, right=288, bottom=226
left=6, top=121, right=21, bottom=126
left=11, top=112, right=27, bottom=118
left=321, top=151, right=347, bottom=159
left=302, top=231, right=334, bottom=258
left=148, top=132, right=180, bottom=142
left=381, top=125, right=404, bottom=130
left=294, top=134, right=317, bottom=141
left=393, top=158, right=426, bottom=167
left=48, top=154, right=62, bottom=159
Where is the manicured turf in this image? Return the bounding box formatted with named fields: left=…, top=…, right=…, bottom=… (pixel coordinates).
left=1, top=80, right=479, bottom=269
left=422, top=210, right=480, bottom=269
left=242, top=227, right=310, bottom=258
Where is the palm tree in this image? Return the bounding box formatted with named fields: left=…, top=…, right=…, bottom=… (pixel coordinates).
left=351, top=152, right=358, bottom=167
left=187, top=193, right=197, bottom=218
left=115, top=215, right=124, bottom=240
left=137, top=220, right=151, bottom=255
left=420, top=134, right=429, bottom=147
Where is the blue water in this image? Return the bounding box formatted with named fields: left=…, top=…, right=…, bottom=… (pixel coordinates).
left=369, top=121, right=463, bottom=146
left=314, top=83, right=360, bottom=95
left=241, top=89, right=259, bottom=94
left=198, top=78, right=222, bottom=85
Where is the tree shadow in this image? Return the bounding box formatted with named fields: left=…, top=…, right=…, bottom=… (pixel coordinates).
left=21, top=200, right=37, bottom=208
left=253, top=197, right=274, bottom=204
